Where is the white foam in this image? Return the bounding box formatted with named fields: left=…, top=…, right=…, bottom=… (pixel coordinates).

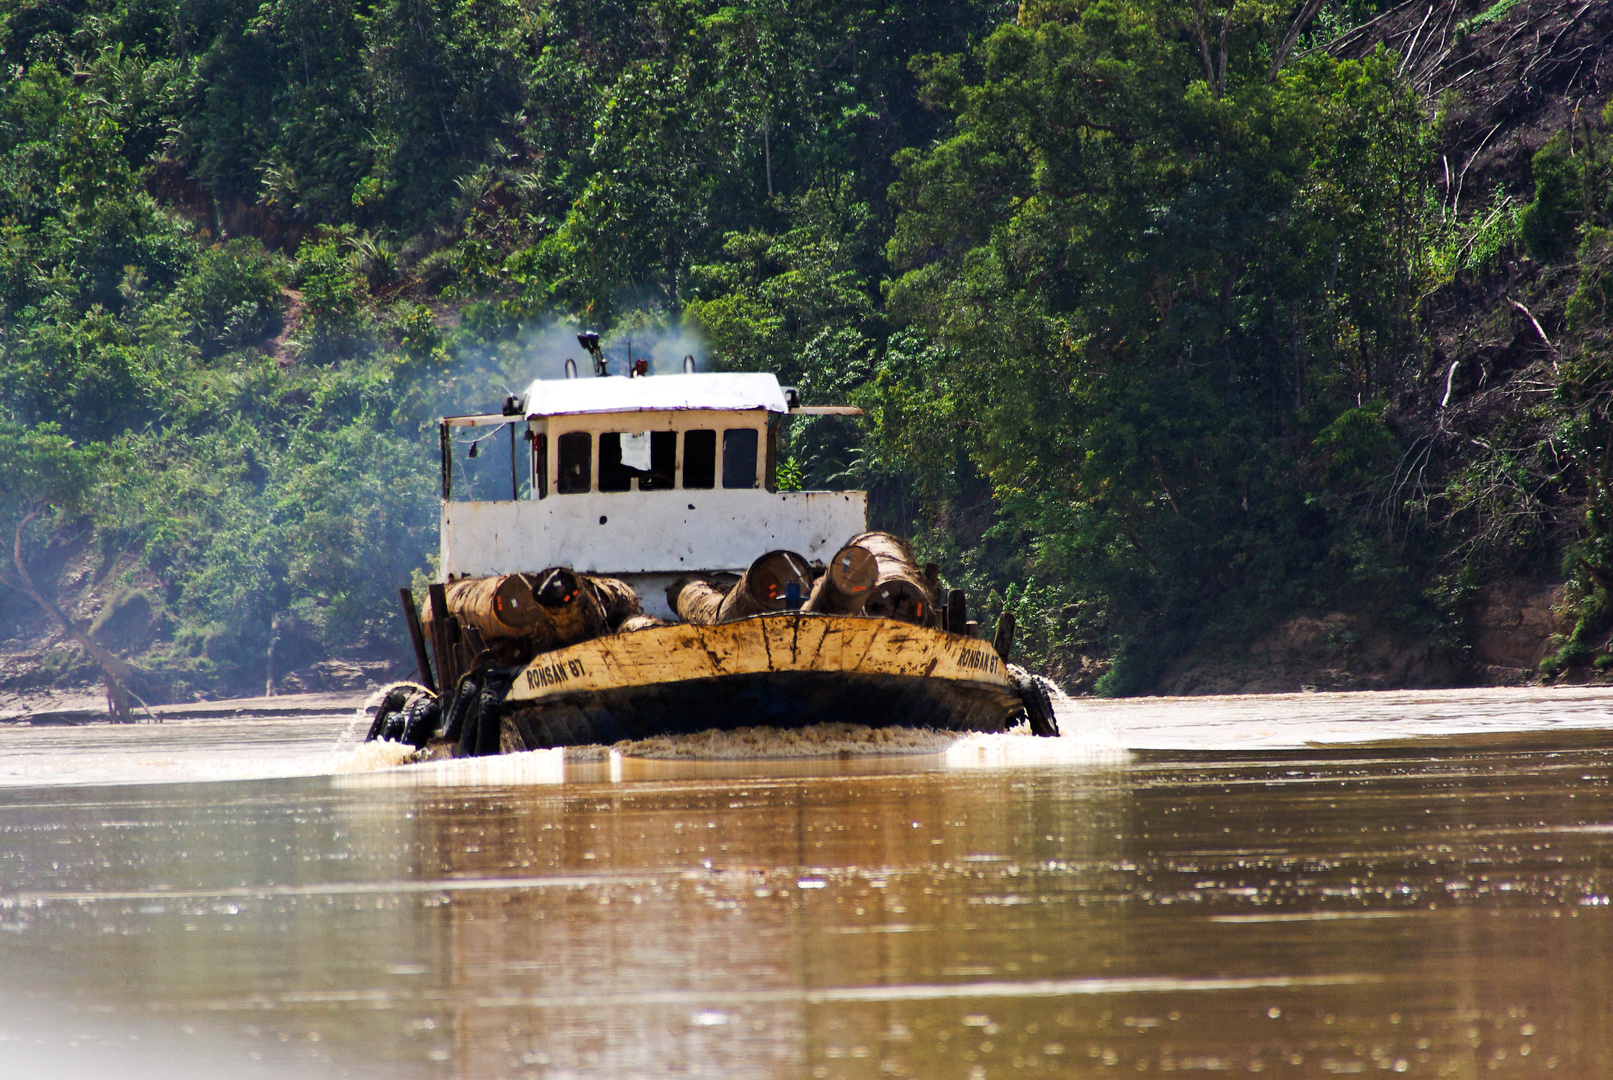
left=336, top=714, right=1130, bottom=789
left=329, top=740, right=420, bottom=773
left=333, top=682, right=434, bottom=752
left=341, top=747, right=570, bottom=788
left=608, top=722, right=960, bottom=760
left=940, top=728, right=1127, bottom=769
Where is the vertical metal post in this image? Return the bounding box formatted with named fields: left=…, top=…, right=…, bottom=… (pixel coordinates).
left=427, top=583, right=453, bottom=693
left=993, top=611, right=1016, bottom=664
left=399, top=588, right=436, bottom=694
left=439, top=420, right=451, bottom=501
left=509, top=422, right=519, bottom=500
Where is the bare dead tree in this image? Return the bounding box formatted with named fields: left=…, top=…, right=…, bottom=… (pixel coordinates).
left=1188, top=0, right=1234, bottom=97
left=1269, top=0, right=1328, bottom=82
left=2, top=507, right=145, bottom=722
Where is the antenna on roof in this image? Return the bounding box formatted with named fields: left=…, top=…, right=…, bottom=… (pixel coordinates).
left=563, top=357, right=577, bottom=379
left=683, top=354, right=696, bottom=373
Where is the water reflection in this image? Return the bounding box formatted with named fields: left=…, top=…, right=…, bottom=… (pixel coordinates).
left=1, top=702, right=1613, bottom=1076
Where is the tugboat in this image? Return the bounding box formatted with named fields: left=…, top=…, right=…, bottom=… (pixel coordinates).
left=367, top=337, right=1057, bottom=756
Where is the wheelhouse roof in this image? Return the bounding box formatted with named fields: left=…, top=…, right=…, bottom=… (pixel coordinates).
left=519, top=372, right=788, bottom=418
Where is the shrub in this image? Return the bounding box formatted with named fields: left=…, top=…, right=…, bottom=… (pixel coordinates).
left=294, top=238, right=372, bottom=363
left=1520, top=133, right=1577, bottom=261
left=177, top=239, right=287, bottom=357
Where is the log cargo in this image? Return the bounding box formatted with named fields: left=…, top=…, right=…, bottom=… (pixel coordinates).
left=527, top=566, right=601, bottom=645
left=587, top=575, right=643, bottom=629
left=668, top=550, right=813, bottom=625
left=668, top=578, right=729, bottom=626
left=717, top=550, right=812, bottom=621
left=435, top=573, right=546, bottom=640
left=803, top=541, right=879, bottom=615
left=426, top=567, right=642, bottom=649
left=848, top=532, right=939, bottom=627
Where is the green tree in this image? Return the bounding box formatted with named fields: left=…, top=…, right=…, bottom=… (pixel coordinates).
left=882, top=1, right=1429, bottom=688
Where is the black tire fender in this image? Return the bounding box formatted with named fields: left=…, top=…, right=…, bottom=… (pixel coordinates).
left=365, top=686, right=414, bottom=742
left=474, top=671, right=510, bottom=756
left=400, top=694, right=442, bottom=749
left=1010, top=665, right=1060, bottom=738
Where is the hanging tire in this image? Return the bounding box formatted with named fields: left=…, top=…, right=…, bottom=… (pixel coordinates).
left=1010, top=665, right=1060, bottom=738
left=400, top=694, right=442, bottom=749
left=470, top=670, right=514, bottom=756
left=448, top=672, right=485, bottom=757
left=365, top=686, right=414, bottom=742
left=435, top=674, right=475, bottom=744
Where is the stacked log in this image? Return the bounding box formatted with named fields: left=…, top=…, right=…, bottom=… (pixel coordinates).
left=719, top=550, right=812, bottom=621
left=438, top=573, right=549, bottom=640
left=667, top=578, right=729, bottom=626
left=849, top=532, right=940, bottom=627
left=587, top=575, right=643, bottom=629
left=424, top=568, right=642, bottom=659
left=526, top=566, right=599, bottom=645
left=803, top=541, right=879, bottom=615
left=668, top=550, right=813, bottom=625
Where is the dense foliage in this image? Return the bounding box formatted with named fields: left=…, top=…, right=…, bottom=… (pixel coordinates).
left=1, top=0, right=1608, bottom=696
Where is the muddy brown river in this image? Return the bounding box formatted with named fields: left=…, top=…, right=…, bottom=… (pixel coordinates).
left=2, top=687, right=1612, bottom=1078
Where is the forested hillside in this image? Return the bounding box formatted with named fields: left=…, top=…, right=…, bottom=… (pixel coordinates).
left=2, top=0, right=1610, bottom=705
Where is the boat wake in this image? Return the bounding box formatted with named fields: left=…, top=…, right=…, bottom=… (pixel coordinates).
left=332, top=692, right=1124, bottom=788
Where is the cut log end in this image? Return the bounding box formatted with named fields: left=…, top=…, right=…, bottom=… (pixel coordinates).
left=846, top=532, right=940, bottom=627
left=806, top=542, right=879, bottom=615
left=864, top=578, right=935, bottom=626
left=491, top=573, right=544, bottom=629
left=533, top=567, right=582, bottom=607
left=719, top=550, right=813, bottom=621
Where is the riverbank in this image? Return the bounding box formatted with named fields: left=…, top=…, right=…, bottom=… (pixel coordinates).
left=0, top=689, right=371, bottom=726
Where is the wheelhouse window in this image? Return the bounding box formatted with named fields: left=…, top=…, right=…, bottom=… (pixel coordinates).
left=599, top=432, right=632, bottom=492
left=440, top=419, right=532, bottom=502
left=722, top=428, right=759, bottom=489
left=600, top=431, right=677, bottom=492
left=557, top=431, right=592, bottom=493
left=683, top=429, right=716, bottom=489
left=532, top=433, right=548, bottom=499
left=641, top=431, right=677, bottom=490
left=545, top=422, right=767, bottom=494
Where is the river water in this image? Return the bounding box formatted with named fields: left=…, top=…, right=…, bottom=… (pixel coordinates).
left=2, top=687, right=1612, bottom=1078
